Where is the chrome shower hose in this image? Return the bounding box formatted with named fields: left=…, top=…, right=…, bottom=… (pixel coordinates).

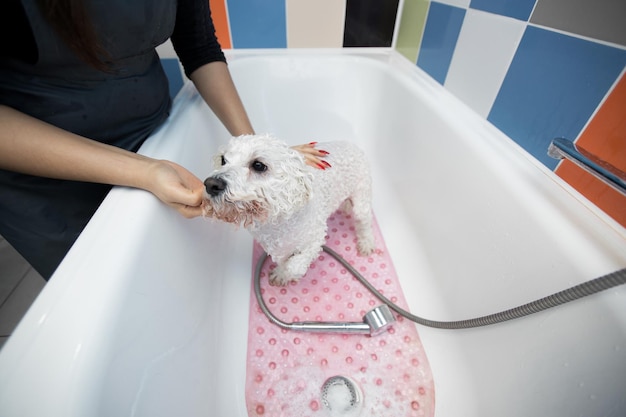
left=255, top=245, right=626, bottom=330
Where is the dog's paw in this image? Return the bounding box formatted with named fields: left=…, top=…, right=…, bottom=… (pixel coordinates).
left=339, top=199, right=353, bottom=214
left=269, top=268, right=300, bottom=287
left=356, top=237, right=376, bottom=257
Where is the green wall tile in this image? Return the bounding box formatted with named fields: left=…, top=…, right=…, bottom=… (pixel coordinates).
left=395, top=0, right=430, bottom=63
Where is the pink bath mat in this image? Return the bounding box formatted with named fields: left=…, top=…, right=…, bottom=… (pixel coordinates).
left=245, top=210, right=435, bottom=417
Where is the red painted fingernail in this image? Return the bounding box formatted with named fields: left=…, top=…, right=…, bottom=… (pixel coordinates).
left=316, top=162, right=326, bottom=170
left=322, top=161, right=332, bottom=168
left=319, top=150, right=330, bottom=155
left=309, top=141, right=318, bottom=145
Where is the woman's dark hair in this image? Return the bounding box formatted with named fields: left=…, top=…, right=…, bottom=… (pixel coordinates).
left=38, top=0, right=110, bottom=71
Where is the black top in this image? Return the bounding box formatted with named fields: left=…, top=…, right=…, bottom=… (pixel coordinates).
left=0, top=0, right=225, bottom=73
left=0, top=0, right=226, bottom=279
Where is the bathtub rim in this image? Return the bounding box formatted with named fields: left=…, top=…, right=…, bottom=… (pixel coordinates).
left=0, top=47, right=625, bottom=417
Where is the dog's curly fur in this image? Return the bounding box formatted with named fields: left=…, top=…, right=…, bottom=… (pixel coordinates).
left=203, top=134, right=375, bottom=286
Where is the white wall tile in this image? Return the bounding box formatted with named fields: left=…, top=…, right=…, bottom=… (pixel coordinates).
left=433, top=0, right=470, bottom=9
left=156, top=40, right=177, bottom=58
left=286, top=0, right=347, bottom=48
left=444, top=9, right=526, bottom=117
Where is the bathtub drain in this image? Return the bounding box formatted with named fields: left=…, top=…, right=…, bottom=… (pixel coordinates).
left=321, top=375, right=363, bottom=416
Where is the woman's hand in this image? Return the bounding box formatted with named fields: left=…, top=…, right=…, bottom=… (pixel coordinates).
left=144, top=160, right=206, bottom=218
left=292, top=142, right=331, bottom=170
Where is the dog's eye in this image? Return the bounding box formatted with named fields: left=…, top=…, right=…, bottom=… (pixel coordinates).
left=250, top=160, right=267, bottom=173
left=220, top=155, right=226, bottom=166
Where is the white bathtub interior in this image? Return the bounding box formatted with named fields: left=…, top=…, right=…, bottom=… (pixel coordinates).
left=0, top=49, right=625, bottom=417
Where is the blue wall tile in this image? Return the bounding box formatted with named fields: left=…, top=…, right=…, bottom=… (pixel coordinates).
left=417, top=3, right=465, bottom=85
left=470, top=0, right=536, bottom=21
left=488, top=26, right=626, bottom=169
left=161, top=58, right=184, bottom=99
left=227, top=0, right=287, bottom=48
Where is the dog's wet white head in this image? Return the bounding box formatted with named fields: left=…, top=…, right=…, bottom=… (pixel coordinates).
left=202, top=134, right=313, bottom=227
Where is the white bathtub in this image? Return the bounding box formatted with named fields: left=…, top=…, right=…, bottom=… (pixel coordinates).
left=1, top=49, right=625, bottom=417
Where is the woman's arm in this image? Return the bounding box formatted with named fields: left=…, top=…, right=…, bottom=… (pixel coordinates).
left=0, top=105, right=205, bottom=217
left=189, top=61, right=254, bottom=136
left=171, top=0, right=327, bottom=167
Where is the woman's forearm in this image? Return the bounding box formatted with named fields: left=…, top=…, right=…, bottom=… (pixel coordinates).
left=0, top=105, right=155, bottom=188
left=189, top=61, right=255, bottom=136
left=0, top=105, right=205, bottom=217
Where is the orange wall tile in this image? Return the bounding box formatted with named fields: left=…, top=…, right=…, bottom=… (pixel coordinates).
left=210, top=0, right=231, bottom=49
left=556, top=72, right=626, bottom=227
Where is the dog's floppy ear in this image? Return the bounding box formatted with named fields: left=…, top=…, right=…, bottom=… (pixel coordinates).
left=293, top=163, right=313, bottom=207
left=265, top=147, right=314, bottom=218
left=286, top=146, right=314, bottom=208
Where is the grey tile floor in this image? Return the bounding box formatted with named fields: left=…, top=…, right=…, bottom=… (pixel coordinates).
left=0, top=235, right=45, bottom=349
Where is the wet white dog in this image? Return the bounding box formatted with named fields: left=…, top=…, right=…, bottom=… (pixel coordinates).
left=203, top=134, right=375, bottom=286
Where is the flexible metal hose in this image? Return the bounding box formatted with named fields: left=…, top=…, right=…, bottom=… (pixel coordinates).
left=255, top=245, right=626, bottom=330
left=321, top=245, right=626, bottom=329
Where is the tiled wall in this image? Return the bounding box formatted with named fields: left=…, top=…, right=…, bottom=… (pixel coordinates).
left=394, top=0, right=626, bottom=225
left=208, top=0, right=399, bottom=48
left=164, top=0, right=626, bottom=226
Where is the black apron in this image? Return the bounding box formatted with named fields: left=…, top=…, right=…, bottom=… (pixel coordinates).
left=0, top=0, right=176, bottom=279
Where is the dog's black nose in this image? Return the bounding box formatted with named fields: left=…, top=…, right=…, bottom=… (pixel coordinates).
left=204, top=177, right=227, bottom=197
